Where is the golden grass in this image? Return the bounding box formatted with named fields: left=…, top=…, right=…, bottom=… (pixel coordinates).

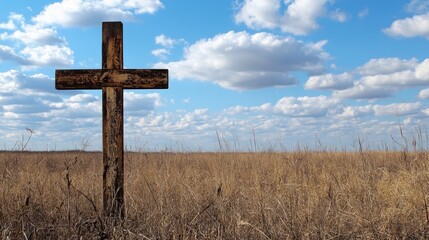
left=1, top=150, right=429, bottom=239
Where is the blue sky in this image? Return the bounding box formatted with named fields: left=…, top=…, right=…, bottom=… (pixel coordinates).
left=1, top=0, right=429, bottom=151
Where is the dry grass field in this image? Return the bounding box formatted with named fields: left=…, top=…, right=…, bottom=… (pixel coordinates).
left=1, top=150, right=429, bottom=239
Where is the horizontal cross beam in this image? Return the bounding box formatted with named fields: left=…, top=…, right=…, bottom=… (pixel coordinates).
left=55, top=69, right=168, bottom=89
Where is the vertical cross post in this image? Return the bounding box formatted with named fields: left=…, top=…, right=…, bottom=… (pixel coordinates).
left=102, top=22, right=124, bottom=219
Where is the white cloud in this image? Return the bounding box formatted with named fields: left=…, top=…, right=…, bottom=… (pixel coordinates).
left=151, top=48, right=170, bottom=58
left=68, top=94, right=98, bottom=102
left=0, top=70, right=63, bottom=118
left=0, top=14, right=73, bottom=69
left=282, top=0, right=329, bottom=34
left=357, top=59, right=429, bottom=88
left=134, top=108, right=210, bottom=133
left=356, top=58, right=418, bottom=76
left=418, top=88, right=429, bottom=99
left=384, top=13, right=429, bottom=38
left=333, top=83, right=395, bottom=99
left=33, top=0, right=164, bottom=27
left=0, top=13, right=24, bottom=30
left=336, top=105, right=372, bottom=118
left=0, top=70, right=21, bottom=92
left=155, top=34, right=177, bottom=48
left=235, top=0, right=343, bottom=35
left=224, top=103, right=271, bottom=115
left=153, top=35, right=186, bottom=59
left=155, top=31, right=328, bottom=90
left=313, top=57, right=429, bottom=99
left=373, top=102, right=422, bottom=116
left=225, top=95, right=341, bottom=118
left=405, top=0, right=429, bottom=14
left=0, top=70, right=55, bottom=93
left=273, top=95, right=339, bottom=117
left=0, top=21, right=16, bottom=30
left=51, top=96, right=101, bottom=118
left=305, top=73, right=353, bottom=90
left=0, top=43, right=73, bottom=68
left=21, top=45, right=73, bottom=67
left=415, top=59, right=429, bottom=80
left=0, top=45, right=73, bottom=69
left=5, top=25, right=65, bottom=46
left=123, top=0, right=164, bottom=14
left=234, top=0, right=281, bottom=30
left=360, top=70, right=419, bottom=87
left=0, top=45, right=30, bottom=65
left=1, top=14, right=65, bottom=46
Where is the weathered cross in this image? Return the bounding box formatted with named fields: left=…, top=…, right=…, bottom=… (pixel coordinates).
left=55, top=22, right=168, bottom=219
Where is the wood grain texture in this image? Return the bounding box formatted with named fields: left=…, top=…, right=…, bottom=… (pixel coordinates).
left=102, top=86, right=124, bottom=219
left=55, top=69, right=168, bottom=89
left=102, top=22, right=125, bottom=219
left=103, top=22, right=123, bottom=70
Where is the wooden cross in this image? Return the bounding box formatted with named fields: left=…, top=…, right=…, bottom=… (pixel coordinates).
left=55, top=22, right=168, bottom=219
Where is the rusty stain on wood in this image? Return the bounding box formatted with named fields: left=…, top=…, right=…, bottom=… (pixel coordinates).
left=54, top=21, right=169, bottom=220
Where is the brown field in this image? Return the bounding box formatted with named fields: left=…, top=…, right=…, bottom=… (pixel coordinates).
left=1, top=150, right=429, bottom=239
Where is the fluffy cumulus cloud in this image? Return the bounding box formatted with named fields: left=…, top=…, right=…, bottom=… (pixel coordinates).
left=0, top=43, right=73, bottom=69
left=273, top=95, right=339, bottom=117
left=0, top=70, right=55, bottom=94
left=234, top=0, right=281, bottom=30
left=21, top=45, right=73, bottom=67
left=235, top=0, right=344, bottom=35
left=335, top=105, right=373, bottom=118
left=155, top=31, right=329, bottom=90
left=305, top=73, right=353, bottom=90
left=3, top=23, right=66, bottom=46
left=383, top=0, right=429, bottom=38
left=332, top=83, right=394, bottom=99
left=384, top=13, right=429, bottom=38
left=307, top=57, right=429, bottom=99
left=33, top=0, right=164, bottom=27
left=155, top=34, right=177, bottom=48
left=356, top=58, right=418, bottom=76
left=0, top=14, right=73, bottom=69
